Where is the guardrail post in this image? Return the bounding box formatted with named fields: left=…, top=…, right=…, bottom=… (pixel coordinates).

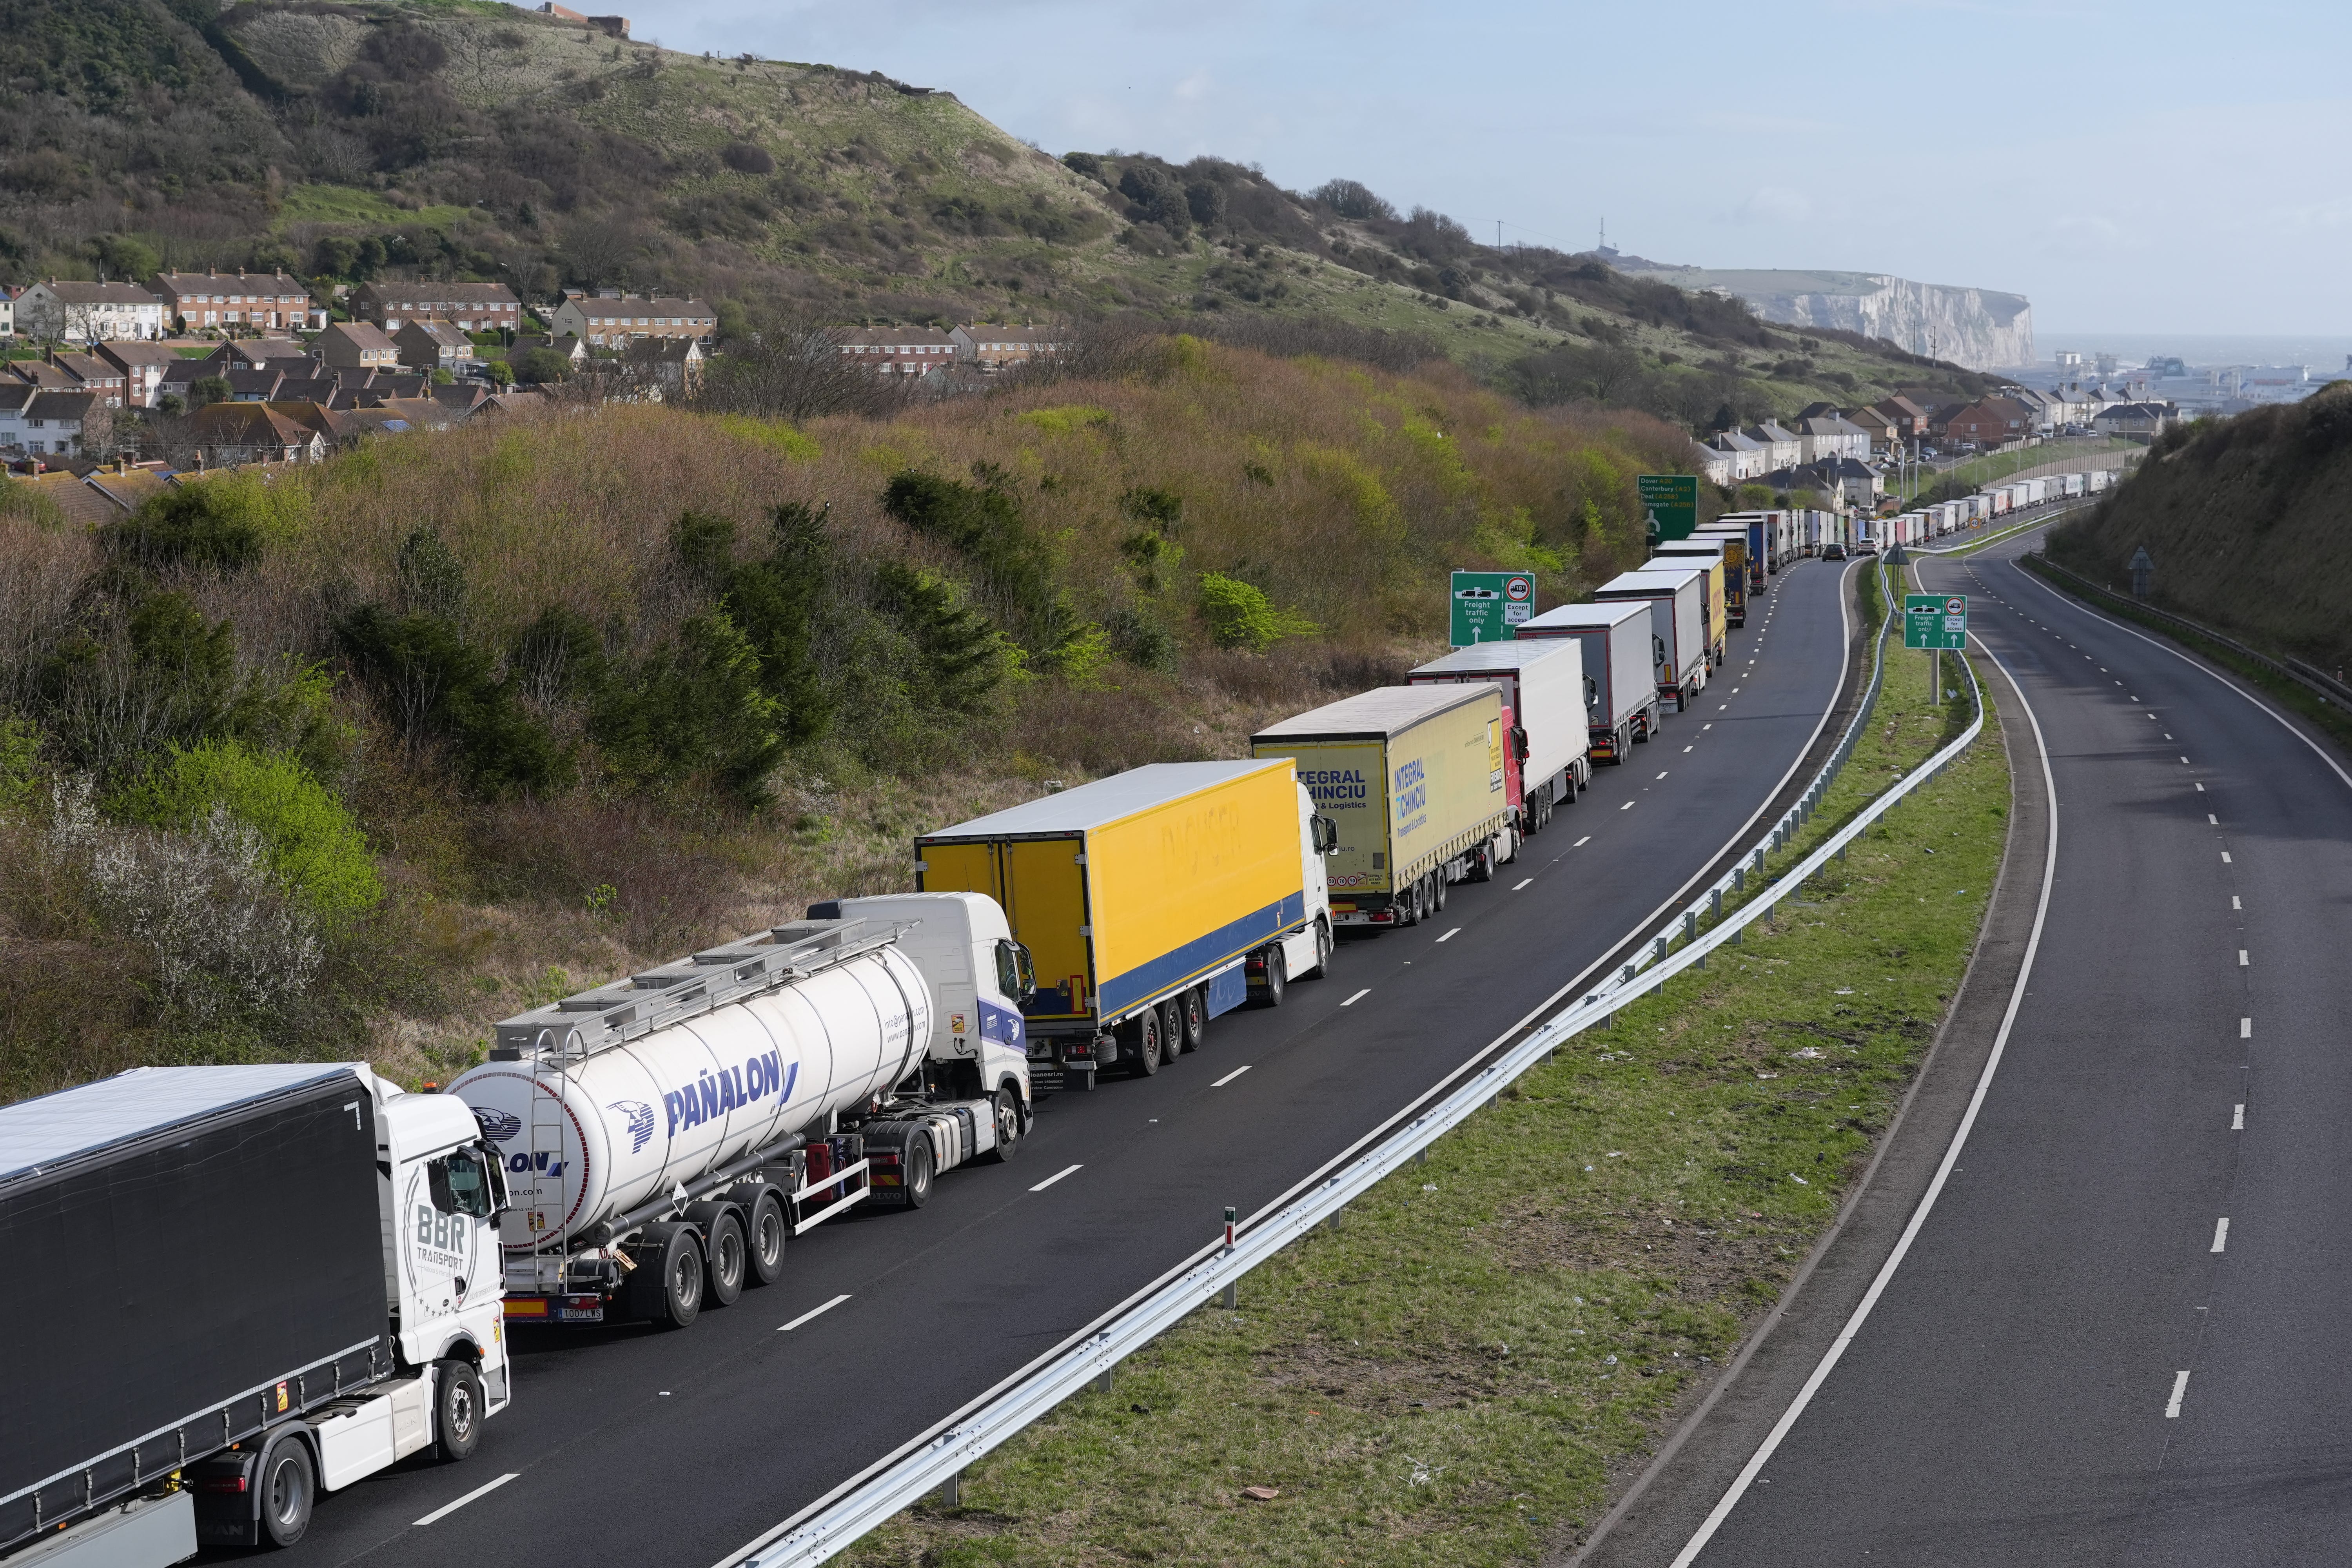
left=1094, top=1367, right=1113, bottom=1393
left=1711, top=887, right=1723, bottom=919
left=1653, top=936, right=1668, bottom=965
left=939, top=1470, right=961, bottom=1508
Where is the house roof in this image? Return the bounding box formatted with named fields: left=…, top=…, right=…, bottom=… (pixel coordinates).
left=274, top=376, right=340, bottom=403
left=430, top=383, right=489, bottom=410
left=185, top=402, right=316, bottom=446
left=1876, top=395, right=1928, bottom=420
left=0, top=385, right=34, bottom=413
left=15, top=468, right=116, bottom=526
left=10, top=362, right=77, bottom=390
left=513, top=334, right=586, bottom=359
left=956, top=323, right=1059, bottom=346
left=34, top=281, right=162, bottom=306
left=366, top=397, right=456, bottom=429
left=51, top=352, right=119, bottom=382
left=401, top=319, right=474, bottom=348
left=838, top=327, right=951, bottom=348
left=263, top=402, right=361, bottom=441
left=230, top=339, right=316, bottom=364
left=225, top=367, right=284, bottom=396
left=153, top=270, right=308, bottom=297
left=95, top=341, right=183, bottom=369
left=354, top=280, right=521, bottom=304
left=85, top=464, right=175, bottom=511
left=26, top=390, right=93, bottom=421
left=563, top=294, right=714, bottom=321
left=319, top=321, right=398, bottom=354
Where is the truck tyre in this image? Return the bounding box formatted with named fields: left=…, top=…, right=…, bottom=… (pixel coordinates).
left=902, top=1133, right=936, bottom=1206
left=703, top=1210, right=746, bottom=1307
left=979, top=1086, right=1022, bottom=1163
left=745, top=1189, right=787, bottom=1286
left=1181, top=986, right=1207, bottom=1050
left=433, top=1359, right=485, bottom=1463
left=1260, top=944, right=1287, bottom=1007
left=1467, top=842, right=1492, bottom=883
left=258, top=1430, right=315, bottom=1547
left=637, top=1222, right=703, bottom=1329
left=1127, top=1008, right=1163, bottom=1076
left=1434, top=871, right=1449, bottom=912
left=1161, top=997, right=1190, bottom=1056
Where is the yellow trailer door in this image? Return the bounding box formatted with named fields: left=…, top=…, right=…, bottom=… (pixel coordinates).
left=1000, top=838, right=1093, bottom=1023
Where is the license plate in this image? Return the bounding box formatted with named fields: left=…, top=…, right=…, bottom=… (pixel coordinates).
left=557, top=1307, right=603, bottom=1322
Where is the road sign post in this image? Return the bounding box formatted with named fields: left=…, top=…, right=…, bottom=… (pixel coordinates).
left=1637, top=475, right=1700, bottom=544
left=1450, top=570, right=1536, bottom=646
left=1904, top=593, right=1967, bottom=706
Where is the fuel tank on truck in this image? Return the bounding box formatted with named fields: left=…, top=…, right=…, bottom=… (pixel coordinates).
left=450, top=921, right=929, bottom=1261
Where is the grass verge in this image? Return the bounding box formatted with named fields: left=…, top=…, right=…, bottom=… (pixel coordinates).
left=842, top=587, right=2009, bottom=1567
left=2017, top=555, right=2352, bottom=756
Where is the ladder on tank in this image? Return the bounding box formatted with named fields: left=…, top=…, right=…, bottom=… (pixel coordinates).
left=525, top=1027, right=581, bottom=1296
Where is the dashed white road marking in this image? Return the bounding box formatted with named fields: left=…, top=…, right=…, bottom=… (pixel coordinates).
left=2166, top=1370, right=2191, bottom=1419
left=2232, top=896, right=2241, bottom=909
left=1210, top=1065, right=1252, bottom=1087
left=2241, top=1018, right=2253, bottom=1038
left=414, top=1473, right=521, bottom=1527
left=2210, top=1217, right=2230, bottom=1253
left=1657, top=770, right=1671, bottom=779
left=2195, top=782, right=2205, bottom=791
left=1573, top=836, right=1591, bottom=847
left=1512, top=877, right=1534, bottom=890
left=1620, top=800, right=1635, bottom=811
left=1342, top=988, right=1371, bottom=1005
left=2181, top=757, right=2191, bottom=764
left=2208, top=814, right=2218, bottom=824
left=1436, top=927, right=1461, bottom=943
left=2239, top=950, right=2249, bottom=966
left=777, top=1293, right=853, bottom=1330
left=1702, top=722, right=1714, bottom=730
left=2232, top=1104, right=2245, bottom=1130
left=2221, top=851, right=2232, bottom=863
left=1028, top=1165, right=1082, bottom=1193
left=1684, top=745, right=1694, bottom=753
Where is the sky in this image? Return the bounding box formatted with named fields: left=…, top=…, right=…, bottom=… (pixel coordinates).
left=623, top=0, right=2352, bottom=339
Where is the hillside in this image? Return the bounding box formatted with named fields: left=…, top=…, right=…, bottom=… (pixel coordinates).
left=0, top=332, right=1710, bottom=1100
left=2046, top=386, right=2352, bottom=673
left=0, top=0, right=1987, bottom=427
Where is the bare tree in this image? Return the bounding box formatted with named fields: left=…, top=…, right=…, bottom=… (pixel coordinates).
left=558, top=216, right=642, bottom=291
left=685, top=314, right=915, bottom=421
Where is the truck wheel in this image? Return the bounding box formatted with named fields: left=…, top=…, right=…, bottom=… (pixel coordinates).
left=259, top=1432, right=315, bottom=1546
left=641, top=1223, right=702, bottom=1329
left=1181, top=986, right=1207, bottom=1050
left=745, top=1189, right=787, bottom=1286
left=1308, top=920, right=1332, bottom=979
left=433, top=1359, right=484, bottom=1463
left=1260, top=945, right=1287, bottom=1007
left=1434, top=872, right=1449, bottom=912
left=1161, top=996, right=1191, bottom=1056
left=1467, top=843, right=1492, bottom=883
left=979, top=1087, right=1022, bottom=1163
left=1127, top=1009, right=1163, bottom=1076
left=902, top=1133, right=936, bottom=1205
left=704, top=1211, right=746, bottom=1307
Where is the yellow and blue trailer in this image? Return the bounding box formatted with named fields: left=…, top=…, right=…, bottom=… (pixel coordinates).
left=916, top=760, right=1334, bottom=1087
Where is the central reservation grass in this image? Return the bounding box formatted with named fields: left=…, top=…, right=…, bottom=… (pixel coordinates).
left=843, top=582, right=2010, bottom=1566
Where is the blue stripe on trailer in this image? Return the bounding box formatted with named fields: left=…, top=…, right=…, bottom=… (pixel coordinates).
left=1094, top=892, right=1305, bottom=1018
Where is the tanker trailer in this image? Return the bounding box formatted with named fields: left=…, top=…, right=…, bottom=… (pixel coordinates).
left=453, top=902, right=1033, bottom=1330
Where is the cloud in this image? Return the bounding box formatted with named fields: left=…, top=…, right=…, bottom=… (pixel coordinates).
left=1731, top=186, right=1813, bottom=225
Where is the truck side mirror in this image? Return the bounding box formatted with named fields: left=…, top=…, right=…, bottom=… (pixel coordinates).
left=999, top=939, right=1038, bottom=1002
left=1510, top=726, right=1530, bottom=762
left=1312, top=815, right=1338, bottom=855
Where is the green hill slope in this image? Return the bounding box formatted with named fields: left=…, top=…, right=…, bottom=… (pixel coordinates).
left=0, top=0, right=1983, bottom=425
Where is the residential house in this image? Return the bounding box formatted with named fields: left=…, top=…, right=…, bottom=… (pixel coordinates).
left=157, top=355, right=221, bottom=410
left=326, top=373, right=429, bottom=409
left=1797, top=413, right=1871, bottom=465
left=1698, top=447, right=1734, bottom=486
left=429, top=382, right=490, bottom=415
left=2091, top=401, right=2173, bottom=439
left=9, top=360, right=78, bottom=391
left=949, top=322, right=1061, bottom=368
left=8, top=466, right=120, bottom=526
left=349, top=281, right=523, bottom=334
left=273, top=374, right=341, bottom=405
left=224, top=339, right=316, bottom=371
left=640, top=336, right=706, bottom=395
left=95, top=341, right=185, bottom=408
left=1942, top=397, right=2036, bottom=450
left=511, top=334, right=587, bottom=375
left=44, top=350, right=129, bottom=408
left=1702, top=429, right=1769, bottom=482
left=836, top=327, right=956, bottom=374
left=0, top=388, right=95, bottom=455
left=84, top=460, right=177, bottom=513
left=1743, top=421, right=1802, bottom=470
left=182, top=402, right=327, bottom=466
left=547, top=292, right=717, bottom=348
left=469, top=388, right=552, bottom=419
left=226, top=366, right=286, bottom=402
left=1757, top=458, right=1880, bottom=512
left=314, top=321, right=402, bottom=372
left=352, top=397, right=457, bottom=434
left=16, top=281, right=167, bottom=342
left=1869, top=395, right=1931, bottom=444
left=265, top=401, right=365, bottom=450
left=0, top=288, right=15, bottom=337
left=151, top=270, right=321, bottom=333
left=1847, top=405, right=1902, bottom=455
left=396, top=319, right=476, bottom=373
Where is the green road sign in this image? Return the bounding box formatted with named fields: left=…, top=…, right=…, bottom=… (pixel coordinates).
left=1904, top=593, right=1968, bottom=650
left=1639, top=474, right=1700, bottom=542
left=1450, top=570, right=1536, bottom=646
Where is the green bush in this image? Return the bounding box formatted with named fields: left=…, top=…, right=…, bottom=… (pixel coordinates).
left=0, top=713, right=40, bottom=810
left=113, top=739, right=382, bottom=921
left=102, top=487, right=264, bottom=574
left=880, top=468, right=1080, bottom=662
left=872, top=561, right=1007, bottom=711
left=1196, top=573, right=1318, bottom=652
left=591, top=610, right=785, bottom=801
left=719, top=503, right=833, bottom=746
left=335, top=606, right=568, bottom=799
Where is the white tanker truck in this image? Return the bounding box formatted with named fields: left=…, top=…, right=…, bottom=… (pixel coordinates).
left=453, top=898, right=1033, bottom=1329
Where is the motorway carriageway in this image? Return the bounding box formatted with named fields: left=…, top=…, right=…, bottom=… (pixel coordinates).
left=1677, top=530, right=2352, bottom=1565
left=276, top=557, right=1859, bottom=1568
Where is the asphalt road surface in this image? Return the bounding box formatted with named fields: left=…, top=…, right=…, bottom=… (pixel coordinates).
left=1677, top=530, right=2352, bottom=1565
left=266, top=557, right=1860, bottom=1568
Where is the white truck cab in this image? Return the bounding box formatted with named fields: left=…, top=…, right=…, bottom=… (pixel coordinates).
left=377, top=1083, right=512, bottom=1410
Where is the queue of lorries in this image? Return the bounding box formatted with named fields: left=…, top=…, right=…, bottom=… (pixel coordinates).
left=0, top=506, right=1837, bottom=1568
left=1875, top=469, right=2117, bottom=549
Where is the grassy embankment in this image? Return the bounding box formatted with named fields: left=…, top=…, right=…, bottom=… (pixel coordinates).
left=0, top=338, right=1707, bottom=1103
left=842, top=574, right=2009, bottom=1568
left=1892, top=436, right=2136, bottom=504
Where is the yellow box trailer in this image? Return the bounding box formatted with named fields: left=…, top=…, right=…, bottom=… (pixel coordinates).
left=1251, top=684, right=1508, bottom=931
left=917, top=760, right=1334, bottom=1085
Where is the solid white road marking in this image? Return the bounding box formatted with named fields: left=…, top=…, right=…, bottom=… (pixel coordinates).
left=1341, top=988, right=1371, bottom=1005
left=1573, top=836, right=1591, bottom=847
left=2232, top=1104, right=2245, bottom=1130
left=414, top=1473, right=520, bottom=1526
left=2211, top=1217, right=2230, bottom=1253
left=1436, top=927, right=1460, bottom=942
left=777, top=1293, right=852, bottom=1331
left=2241, top=1018, right=2252, bottom=1038
left=1512, top=877, right=1534, bottom=890
left=1211, top=1065, right=1252, bottom=1087
left=1028, top=1165, right=1083, bottom=1193
left=2167, top=1370, right=2191, bottom=1418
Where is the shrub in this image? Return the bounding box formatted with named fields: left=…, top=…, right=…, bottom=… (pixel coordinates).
left=335, top=605, right=568, bottom=798
left=591, top=609, right=784, bottom=801
left=880, top=468, right=1077, bottom=659
left=515, top=347, right=572, bottom=383
left=1197, top=572, right=1318, bottom=652
left=112, top=739, right=381, bottom=921
left=0, top=713, right=39, bottom=810
left=102, top=486, right=265, bottom=574
left=720, top=502, right=833, bottom=746
left=871, top=561, right=1007, bottom=711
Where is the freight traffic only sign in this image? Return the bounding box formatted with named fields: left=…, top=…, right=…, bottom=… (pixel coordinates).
left=1904, top=593, right=1968, bottom=650
left=1450, top=570, right=1536, bottom=646
left=1639, top=474, right=1700, bottom=543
